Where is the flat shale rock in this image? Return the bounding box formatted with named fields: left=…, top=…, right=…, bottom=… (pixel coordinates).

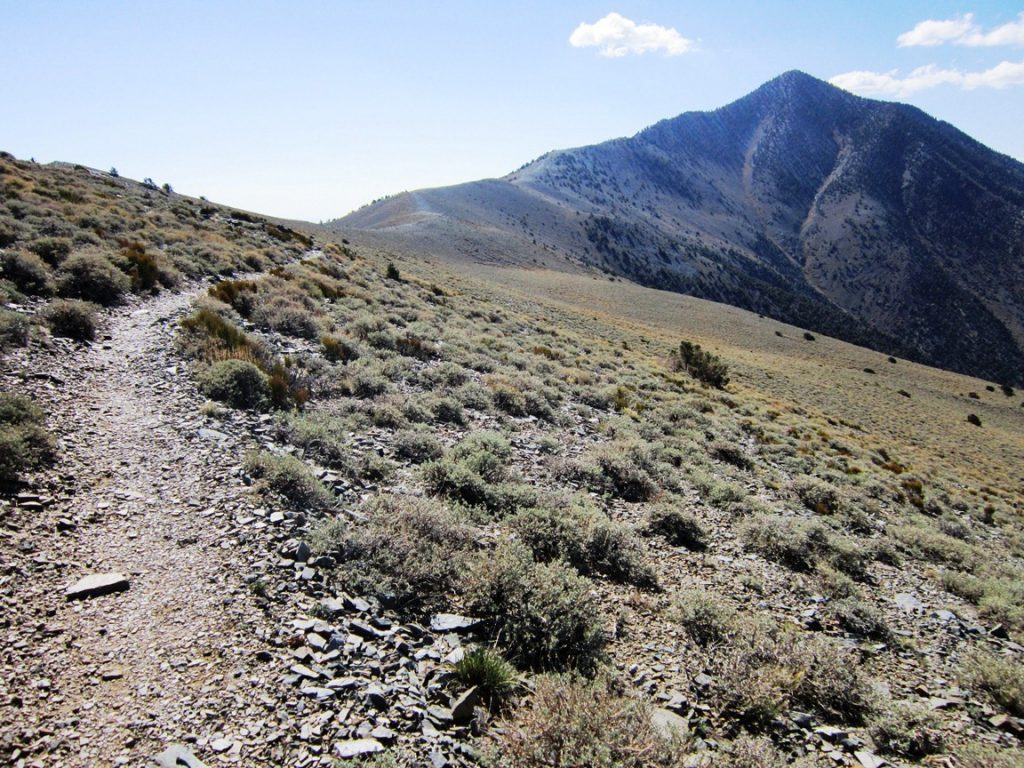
left=65, top=572, right=130, bottom=600
left=334, top=738, right=384, bottom=758
left=153, top=744, right=207, bottom=767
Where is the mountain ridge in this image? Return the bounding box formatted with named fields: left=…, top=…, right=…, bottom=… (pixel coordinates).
left=333, top=70, right=1024, bottom=385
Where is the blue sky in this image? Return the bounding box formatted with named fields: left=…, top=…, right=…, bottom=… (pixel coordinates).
left=3, top=1, right=1023, bottom=220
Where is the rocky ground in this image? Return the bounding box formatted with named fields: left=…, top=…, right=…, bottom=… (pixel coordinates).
left=0, top=286, right=488, bottom=767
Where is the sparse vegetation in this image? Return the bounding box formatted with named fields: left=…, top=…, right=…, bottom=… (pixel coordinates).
left=0, top=393, right=55, bottom=486
left=243, top=451, right=336, bottom=512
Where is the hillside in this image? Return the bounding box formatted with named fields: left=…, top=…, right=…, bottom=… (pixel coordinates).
left=2, top=152, right=1024, bottom=767
left=334, top=71, right=1024, bottom=387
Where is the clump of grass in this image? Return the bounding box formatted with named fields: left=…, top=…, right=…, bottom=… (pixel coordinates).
left=321, top=333, right=359, bottom=363
left=453, top=647, right=518, bottom=708
left=556, top=442, right=660, bottom=503
left=0, top=393, right=56, bottom=486
left=275, top=411, right=351, bottom=470
left=489, top=672, right=688, bottom=768
left=42, top=299, right=97, bottom=341
left=642, top=505, right=708, bottom=550
left=465, top=543, right=606, bottom=673
left=197, top=359, right=270, bottom=409
left=243, top=451, right=336, bottom=512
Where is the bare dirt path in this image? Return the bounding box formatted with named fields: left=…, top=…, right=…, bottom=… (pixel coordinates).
left=1, top=288, right=287, bottom=767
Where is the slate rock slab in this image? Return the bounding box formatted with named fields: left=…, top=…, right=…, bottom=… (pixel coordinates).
left=153, top=744, right=207, bottom=768
left=65, top=572, right=130, bottom=600
left=429, top=613, right=481, bottom=632
left=334, top=738, right=384, bottom=758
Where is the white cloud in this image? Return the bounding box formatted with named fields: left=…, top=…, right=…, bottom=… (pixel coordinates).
left=897, top=12, right=1024, bottom=48
left=897, top=14, right=976, bottom=47
left=569, top=12, right=692, bottom=57
left=831, top=60, right=1024, bottom=97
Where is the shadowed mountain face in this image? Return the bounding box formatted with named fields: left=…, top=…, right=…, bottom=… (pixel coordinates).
left=334, top=71, right=1024, bottom=385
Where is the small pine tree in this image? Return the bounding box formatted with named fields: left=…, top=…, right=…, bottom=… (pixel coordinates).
left=385, top=262, right=401, bottom=281
left=672, top=340, right=729, bottom=388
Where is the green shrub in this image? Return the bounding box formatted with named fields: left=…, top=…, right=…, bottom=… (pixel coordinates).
left=321, top=333, right=359, bottom=363
left=868, top=703, right=944, bottom=758
left=675, top=589, right=740, bottom=646
left=29, top=236, right=73, bottom=264
left=717, top=621, right=873, bottom=728
left=56, top=250, right=130, bottom=305
left=963, top=649, right=1024, bottom=716
left=244, top=451, right=336, bottom=511
left=830, top=597, right=891, bottom=640
left=642, top=505, right=708, bottom=550
left=465, top=543, right=606, bottom=673
left=0, top=250, right=53, bottom=295
left=559, top=443, right=660, bottom=502
left=741, top=515, right=868, bottom=579
left=453, top=647, right=518, bottom=708
left=423, top=432, right=536, bottom=516
left=275, top=412, right=352, bottom=470
left=509, top=505, right=656, bottom=588
left=208, top=279, right=259, bottom=316
left=489, top=672, right=687, bottom=768
left=252, top=295, right=321, bottom=339
left=672, top=340, right=729, bottom=388
left=42, top=299, right=97, bottom=341
left=394, top=430, right=443, bottom=464
left=0, top=393, right=55, bottom=486
left=197, top=359, right=270, bottom=409
left=316, top=494, right=474, bottom=611
left=0, top=309, right=30, bottom=349
left=793, top=476, right=842, bottom=514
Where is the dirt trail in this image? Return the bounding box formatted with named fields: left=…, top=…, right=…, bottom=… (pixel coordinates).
left=1, top=289, right=284, bottom=767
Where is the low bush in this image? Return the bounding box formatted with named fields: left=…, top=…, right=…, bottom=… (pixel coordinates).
left=963, top=649, right=1024, bottom=716
left=675, top=589, right=740, bottom=646
left=423, top=432, right=536, bottom=517
left=741, top=515, right=869, bottom=579
left=275, top=412, right=352, bottom=470
left=642, top=505, right=708, bottom=550
left=489, top=672, right=687, bottom=768
left=243, top=451, right=336, bottom=511
left=830, top=597, right=892, bottom=640
left=557, top=443, right=660, bottom=503
left=716, top=621, right=873, bottom=728
left=197, top=359, right=270, bottom=409
left=29, top=236, right=73, bottom=264
left=0, top=250, right=53, bottom=295
left=321, top=333, right=359, bottom=363
left=42, top=299, right=97, bottom=341
left=252, top=294, right=322, bottom=339
left=465, top=543, right=606, bottom=673
left=0, top=393, right=56, bottom=486
left=0, top=308, right=30, bottom=349
left=56, top=250, right=130, bottom=305
left=793, top=476, right=842, bottom=515
left=316, top=494, right=474, bottom=611
left=394, top=430, right=443, bottom=464
left=509, top=504, right=656, bottom=588
left=868, top=703, right=944, bottom=759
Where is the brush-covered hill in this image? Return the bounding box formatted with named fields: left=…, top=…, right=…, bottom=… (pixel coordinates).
left=333, top=71, right=1024, bottom=387
left=2, top=150, right=1024, bottom=766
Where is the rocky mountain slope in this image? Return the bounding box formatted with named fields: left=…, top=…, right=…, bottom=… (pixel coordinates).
left=3, top=155, right=1024, bottom=768
left=334, top=71, right=1024, bottom=386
